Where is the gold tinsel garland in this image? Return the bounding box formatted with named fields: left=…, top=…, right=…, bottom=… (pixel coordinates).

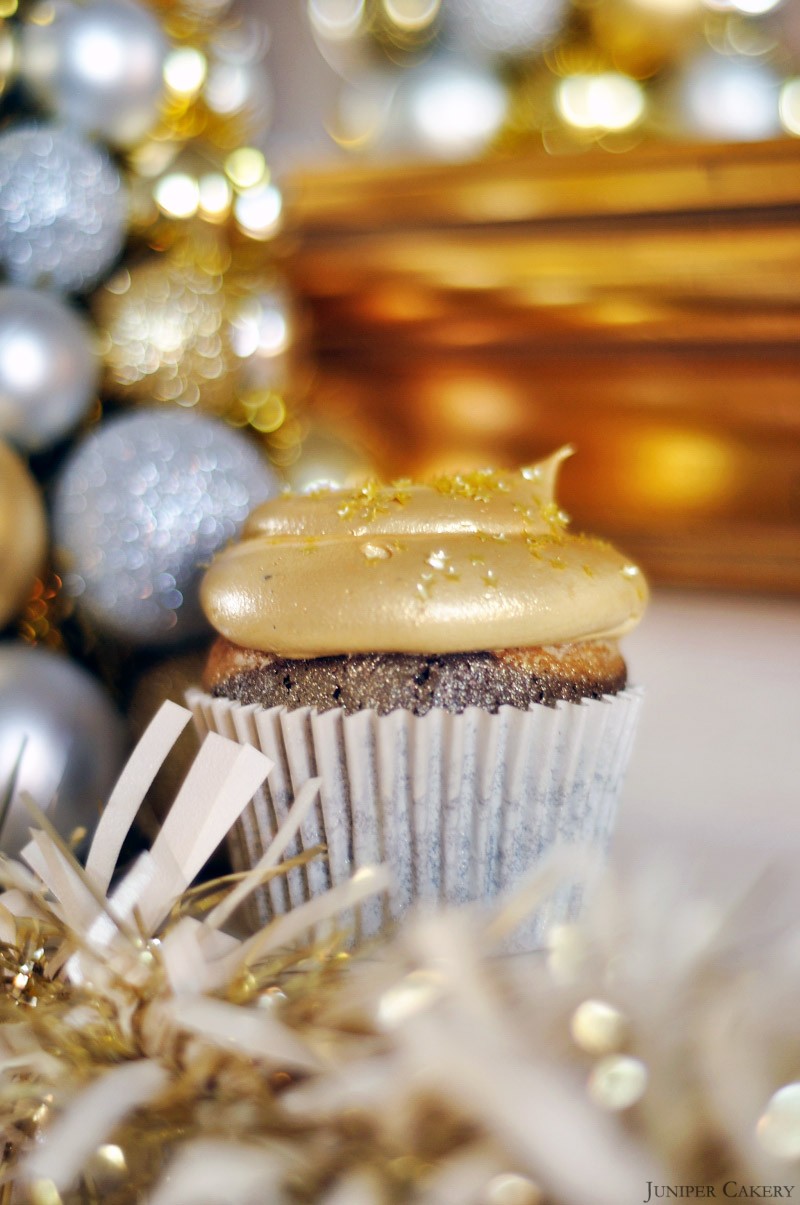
left=0, top=705, right=799, bottom=1204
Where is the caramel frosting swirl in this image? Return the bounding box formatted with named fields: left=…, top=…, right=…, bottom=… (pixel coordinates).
left=201, top=449, right=647, bottom=657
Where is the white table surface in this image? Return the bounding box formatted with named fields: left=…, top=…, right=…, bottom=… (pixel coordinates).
left=614, top=589, right=800, bottom=881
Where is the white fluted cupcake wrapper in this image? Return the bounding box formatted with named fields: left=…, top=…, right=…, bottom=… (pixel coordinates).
left=186, top=688, right=643, bottom=948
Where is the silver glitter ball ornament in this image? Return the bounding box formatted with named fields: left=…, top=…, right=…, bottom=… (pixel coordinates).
left=0, top=644, right=127, bottom=858
left=0, top=286, right=99, bottom=451
left=0, top=123, right=127, bottom=294
left=53, top=409, right=279, bottom=646
left=20, top=0, right=167, bottom=150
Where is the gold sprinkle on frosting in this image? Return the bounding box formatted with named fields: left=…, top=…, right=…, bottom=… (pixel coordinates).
left=361, top=542, right=393, bottom=561
left=201, top=448, right=648, bottom=657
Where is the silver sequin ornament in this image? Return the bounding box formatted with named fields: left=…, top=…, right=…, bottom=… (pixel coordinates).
left=0, top=123, right=127, bottom=294
left=20, top=0, right=167, bottom=150
left=0, top=644, right=127, bottom=857
left=53, top=409, right=279, bottom=646
left=0, top=286, right=99, bottom=451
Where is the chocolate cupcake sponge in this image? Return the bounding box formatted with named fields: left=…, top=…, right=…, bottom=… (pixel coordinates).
left=205, top=637, right=627, bottom=716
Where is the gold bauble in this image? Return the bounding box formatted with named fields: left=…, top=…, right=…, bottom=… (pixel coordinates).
left=0, top=441, right=47, bottom=630
left=94, top=250, right=295, bottom=422
left=95, top=254, right=232, bottom=414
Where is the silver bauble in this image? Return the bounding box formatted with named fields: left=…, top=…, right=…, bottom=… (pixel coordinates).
left=53, top=409, right=280, bottom=646
left=0, top=644, right=127, bottom=857
left=0, top=287, right=99, bottom=452
left=21, top=0, right=167, bottom=150
left=0, top=123, right=127, bottom=294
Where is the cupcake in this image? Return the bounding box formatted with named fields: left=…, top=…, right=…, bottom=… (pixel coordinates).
left=189, top=448, right=647, bottom=944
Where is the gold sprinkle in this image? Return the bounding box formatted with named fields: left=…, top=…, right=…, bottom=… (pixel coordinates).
left=583, top=564, right=595, bottom=577
left=432, top=468, right=511, bottom=503
left=336, top=477, right=415, bottom=522
left=541, top=500, right=570, bottom=528
left=525, top=536, right=546, bottom=560
left=549, top=557, right=566, bottom=570
left=389, top=480, right=412, bottom=506
left=361, top=543, right=392, bottom=561
left=482, top=570, right=498, bottom=588
left=426, top=549, right=450, bottom=570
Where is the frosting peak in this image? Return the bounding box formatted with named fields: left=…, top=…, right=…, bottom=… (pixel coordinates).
left=201, top=449, right=647, bottom=657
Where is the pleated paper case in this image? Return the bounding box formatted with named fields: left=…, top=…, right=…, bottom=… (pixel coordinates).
left=187, top=687, right=643, bottom=948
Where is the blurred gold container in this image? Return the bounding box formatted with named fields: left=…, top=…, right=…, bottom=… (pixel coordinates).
left=285, top=140, right=800, bottom=593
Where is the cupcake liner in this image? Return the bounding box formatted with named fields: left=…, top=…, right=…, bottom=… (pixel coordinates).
left=187, top=688, right=643, bottom=948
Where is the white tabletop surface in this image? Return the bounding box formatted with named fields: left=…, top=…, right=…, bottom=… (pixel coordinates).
left=615, top=589, right=800, bottom=881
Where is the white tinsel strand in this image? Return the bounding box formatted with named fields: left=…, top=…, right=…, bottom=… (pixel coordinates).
left=1, top=703, right=799, bottom=1203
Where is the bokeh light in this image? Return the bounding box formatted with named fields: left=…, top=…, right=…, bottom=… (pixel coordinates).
left=153, top=172, right=200, bottom=219
left=163, top=47, right=207, bottom=98
left=198, top=172, right=233, bottom=221
left=225, top=147, right=268, bottom=190
left=234, top=183, right=283, bottom=239
left=779, top=77, right=800, bottom=135
left=557, top=73, right=646, bottom=131
left=308, top=0, right=366, bottom=42
left=677, top=52, right=781, bottom=139
left=383, top=0, right=440, bottom=32
left=406, top=63, right=508, bottom=159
